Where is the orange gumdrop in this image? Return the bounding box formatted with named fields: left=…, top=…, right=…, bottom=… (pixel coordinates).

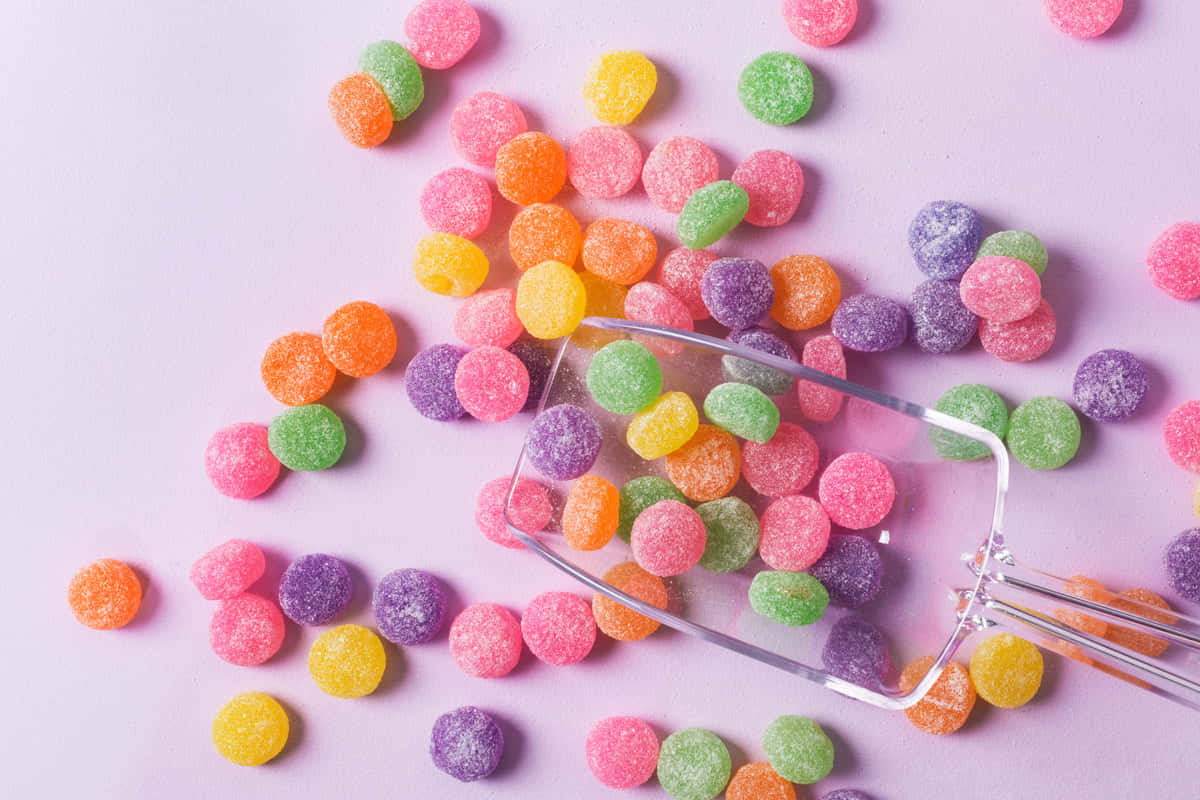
left=328, top=73, right=393, bottom=148
left=665, top=424, right=741, bottom=502
left=593, top=561, right=668, bottom=641
left=726, top=762, right=795, bottom=800
left=495, top=132, right=567, bottom=205
left=261, top=332, right=337, bottom=406
left=574, top=272, right=628, bottom=350
left=68, top=559, right=142, bottom=630
left=899, top=656, right=976, bottom=735
left=509, top=204, right=581, bottom=270
left=581, top=218, right=657, bottom=285
left=769, top=254, right=841, bottom=330
left=1053, top=575, right=1112, bottom=638
left=563, top=474, right=620, bottom=551
left=322, top=301, right=397, bottom=377
left=1104, top=588, right=1175, bottom=658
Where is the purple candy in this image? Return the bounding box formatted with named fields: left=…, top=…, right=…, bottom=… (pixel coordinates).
left=1072, top=348, right=1149, bottom=422
left=373, top=568, right=447, bottom=645
left=909, top=278, right=978, bottom=354
left=723, top=326, right=797, bottom=396
left=508, top=340, right=554, bottom=411
left=821, top=792, right=874, bottom=800
left=407, top=344, right=468, bottom=421
left=430, top=706, right=504, bottom=782
left=525, top=403, right=602, bottom=480
left=830, top=294, right=909, bottom=352
left=1165, top=529, right=1200, bottom=602
left=278, top=553, right=352, bottom=626
left=701, top=257, right=775, bottom=330
left=809, top=536, right=883, bottom=608
left=821, top=615, right=890, bottom=689
left=907, top=200, right=983, bottom=280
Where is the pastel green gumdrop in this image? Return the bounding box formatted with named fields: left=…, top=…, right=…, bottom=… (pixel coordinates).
left=1006, top=396, right=1081, bottom=470
left=586, top=340, right=663, bottom=414
left=977, top=230, right=1048, bottom=276
left=616, top=476, right=688, bottom=542
left=738, top=52, right=814, bottom=125
left=749, top=571, right=828, bottom=626
left=929, top=383, right=1009, bottom=461
left=677, top=181, right=749, bottom=250
left=703, top=382, right=780, bottom=443
left=696, top=497, right=760, bottom=573
left=267, top=404, right=346, bottom=471
left=762, top=715, right=834, bottom=784
left=657, top=728, right=732, bottom=800
left=359, top=41, right=424, bottom=121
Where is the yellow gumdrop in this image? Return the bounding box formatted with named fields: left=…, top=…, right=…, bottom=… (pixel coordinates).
left=574, top=272, right=628, bottom=350
left=414, top=233, right=488, bottom=297
left=308, top=624, right=386, bottom=698
left=516, top=260, right=587, bottom=339
left=1194, top=481, right=1200, bottom=519
left=968, top=633, right=1043, bottom=709
left=627, top=391, right=699, bottom=460
left=582, top=50, right=657, bottom=125
left=212, top=691, right=289, bottom=766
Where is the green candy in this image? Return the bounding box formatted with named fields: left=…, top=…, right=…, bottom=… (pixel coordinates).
left=762, top=715, right=834, bottom=784
left=977, top=230, right=1048, bottom=276
left=657, top=728, right=732, bottom=800
left=586, top=340, right=663, bottom=414
left=929, top=383, right=1009, bottom=461
left=696, top=497, right=760, bottom=573
left=749, top=571, right=828, bottom=626
left=703, top=382, right=779, bottom=443
left=359, top=41, right=424, bottom=121
left=616, top=476, right=687, bottom=542
left=1006, top=396, right=1081, bottom=471
left=268, top=404, right=346, bottom=471
left=738, top=52, right=814, bottom=125
left=677, top=181, right=749, bottom=249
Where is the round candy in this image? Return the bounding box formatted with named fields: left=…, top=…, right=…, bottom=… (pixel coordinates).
left=406, top=344, right=468, bottom=420
left=627, top=391, right=700, bottom=460
left=431, top=706, right=504, bottom=782
left=1164, top=401, right=1200, bottom=473
left=898, top=657, right=976, bottom=735
left=495, top=131, right=567, bottom=205
left=657, top=728, right=732, bottom=800
left=308, top=624, right=386, bottom=698
left=659, top=247, right=716, bottom=319
left=261, top=332, right=337, bottom=406
left=1006, top=397, right=1081, bottom=470
left=593, top=560, right=669, bottom=640
left=586, top=716, right=660, bottom=789
left=515, top=260, right=587, bottom=339
left=617, top=476, right=688, bottom=542
left=631, top=499, right=706, bottom=576
left=210, top=593, right=285, bottom=666
left=831, top=294, right=909, bottom=352
left=454, top=289, right=523, bottom=348
left=454, top=345, right=529, bottom=423
left=1106, top=588, right=1174, bottom=657
left=358, top=40, right=423, bottom=120
left=978, top=298, right=1056, bottom=362
left=583, top=50, right=657, bottom=125
left=762, top=715, right=833, bottom=784
left=509, top=340, right=554, bottom=410
left=328, top=73, right=392, bottom=148
left=212, top=692, right=289, bottom=767
left=1044, top=0, right=1123, bottom=38
left=969, top=633, right=1043, bottom=708
left=727, top=762, right=796, bottom=800
left=267, top=404, right=345, bottom=471
left=959, top=257, right=1042, bottom=323
left=696, top=496, right=760, bottom=573
left=738, top=52, right=814, bottom=125
left=1165, top=528, right=1200, bottom=601
left=373, top=568, right=447, bottom=645
left=521, top=591, right=596, bottom=665
left=742, top=421, right=819, bottom=497
left=420, top=167, right=492, bottom=239
left=809, top=535, right=883, bottom=608
left=783, top=0, right=858, bottom=46
left=818, top=452, right=895, bottom=530
left=909, top=279, right=978, bottom=354
left=908, top=201, right=984, bottom=280
left=704, top=382, right=780, bottom=444
left=677, top=181, right=750, bottom=250
left=977, top=230, right=1048, bottom=275
left=1147, top=221, right=1200, bottom=300
left=702, top=257, right=774, bottom=331
left=568, top=125, right=643, bottom=198
left=582, top=217, right=657, bottom=285
left=67, top=558, right=141, bottom=630
left=526, top=404, right=603, bottom=480
left=278, top=553, right=352, bottom=626
left=724, top=327, right=797, bottom=396
left=666, top=424, right=741, bottom=503
left=323, top=300, right=396, bottom=377
left=643, top=136, right=720, bottom=213
left=449, top=602, right=522, bottom=678
left=770, top=255, right=840, bottom=330
left=509, top=203, right=581, bottom=271
left=587, top=340, right=663, bottom=414
left=822, top=615, right=890, bottom=689
left=625, top=283, right=694, bottom=356
left=1072, top=349, right=1148, bottom=422
left=759, top=495, right=830, bottom=571
left=563, top=474, right=620, bottom=551
left=404, top=0, right=480, bottom=68
left=576, top=274, right=630, bottom=350
left=191, top=539, right=265, bottom=601
left=414, top=232, right=489, bottom=296
left=798, top=335, right=847, bottom=422
left=749, top=571, right=829, bottom=626
left=205, top=423, right=281, bottom=499
left=732, top=150, right=805, bottom=227
left=475, top=475, right=553, bottom=548
left=929, top=383, right=1009, bottom=462
left=449, top=92, right=527, bottom=167
left=1054, top=575, right=1112, bottom=637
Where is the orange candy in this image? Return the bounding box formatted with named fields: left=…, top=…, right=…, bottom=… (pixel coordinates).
left=899, top=656, right=976, bottom=735
left=1104, top=588, right=1174, bottom=657
left=328, top=73, right=393, bottom=148
left=68, top=559, right=142, bottom=630
left=261, top=332, right=337, bottom=406
left=769, top=255, right=841, bottom=330
left=322, top=301, right=397, bottom=377
left=495, top=132, right=567, bottom=205
left=574, top=272, right=628, bottom=350
left=593, top=561, right=668, bottom=641
left=664, top=424, right=741, bottom=502
left=1053, top=575, right=1112, bottom=637
left=726, top=762, right=796, bottom=800
left=509, top=204, right=581, bottom=270
left=582, top=218, right=657, bottom=285
left=563, top=474, right=620, bottom=551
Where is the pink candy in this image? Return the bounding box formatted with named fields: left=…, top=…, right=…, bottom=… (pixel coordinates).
left=959, top=256, right=1042, bottom=322
left=818, top=452, right=895, bottom=530
left=759, top=495, right=831, bottom=571
left=209, top=594, right=285, bottom=666
left=1147, top=222, right=1200, bottom=300
left=782, top=0, right=859, bottom=46
left=586, top=716, right=660, bottom=789
left=204, top=422, right=281, bottom=499
left=449, top=602, right=523, bottom=678
left=979, top=298, right=1057, bottom=363
left=567, top=126, right=643, bottom=199
left=731, top=149, right=805, bottom=227
left=454, top=288, right=524, bottom=348
left=190, top=539, right=266, bottom=601
left=450, top=92, right=528, bottom=167
left=630, top=499, right=706, bottom=576
left=798, top=334, right=847, bottom=423
left=420, top=167, right=493, bottom=238
left=521, top=591, right=596, bottom=666
left=658, top=247, right=716, bottom=320
left=741, top=422, right=820, bottom=497
left=625, top=282, right=694, bottom=358
left=405, top=0, right=480, bottom=69
left=1164, top=401, right=1200, bottom=473
left=1044, top=0, right=1123, bottom=38
left=641, top=136, right=720, bottom=213
left=475, top=476, right=553, bottom=548
left=454, top=345, right=530, bottom=422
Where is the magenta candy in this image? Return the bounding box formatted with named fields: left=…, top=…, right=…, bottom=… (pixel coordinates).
left=831, top=294, right=908, bottom=352
left=978, top=298, right=1056, bottom=363
left=204, top=423, right=281, bottom=499
left=909, top=278, right=978, bottom=354
left=742, top=421, right=819, bottom=497
left=1147, top=222, right=1200, bottom=300
left=525, top=404, right=603, bottom=480
left=631, top=499, right=706, bottom=576
left=1072, top=349, right=1149, bottom=422
left=405, top=0, right=480, bottom=69
left=1164, top=401, right=1200, bottom=473
left=454, top=345, right=530, bottom=423
left=1044, top=0, right=1123, bottom=38
left=278, top=553, right=352, bottom=626
left=521, top=591, right=596, bottom=666
left=809, top=535, right=883, bottom=608
left=474, top=476, right=553, bottom=549
left=959, top=257, right=1042, bottom=323
left=190, top=539, right=265, bottom=601
left=822, top=615, right=890, bottom=688
left=759, top=495, right=831, bottom=571
left=450, top=92, right=527, bottom=167
left=798, top=334, right=846, bottom=422
left=642, top=136, right=720, bottom=213
left=567, top=126, right=643, bottom=199
left=406, top=343, right=469, bottom=421
left=731, top=149, right=805, bottom=227
left=818, top=452, right=895, bottom=530
left=783, top=0, right=859, bottom=47
left=454, top=288, right=524, bottom=349
left=658, top=247, right=716, bottom=320
left=209, top=593, right=285, bottom=666
left=701, top=257, right=775, bottom=331
left=449, top=602, right=522, bottom=678
left=420, top=167, right=492, bottom=238
left=586, top=716, right=660, bottom=789
left=373, top=568, right=447, bottom=645
left=625, top=282, right=694, bottom=357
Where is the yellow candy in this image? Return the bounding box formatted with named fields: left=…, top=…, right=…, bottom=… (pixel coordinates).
left=515, top=260, right=587, bottom=339
left=1194, top=481, right=1200, bottom=519
left=627, top=391, right=699, bottom=460
left=582, top=50, right=657, bottom=126
left=414, top=233, right=488, bottom=297
left=574, top=272, right=628, bottom=349
left=969, top=633, right=1043, bottom=708
left=308, top=624, right=387, bottom=698
left=212, top=691, right=289, bottom=766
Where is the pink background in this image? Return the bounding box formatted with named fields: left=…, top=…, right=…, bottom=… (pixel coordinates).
left=5, top=0, right=1199, bottom=797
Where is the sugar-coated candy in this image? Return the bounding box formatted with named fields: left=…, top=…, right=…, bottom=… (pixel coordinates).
left=677, top=181, right=750, bottom=250
left=526, top=404, right=603, bottom=480
left=1006, top=397, right=1080, bottom=470
left=659, top=247, right=716, bottom=319
left=818, top=452, right=894, bottom=529
left=373, top=569, right=446, bottom=645
left=739, top=52, right=814, bottom=125
left=323, top=300, right=396, bottom=377
left=978, top=298, right=1056, bottom=362
left=732, top=150, right=805, bottom=227
left=696, top=497, right=760, bottom=572
left=625, top=283, right=694, bottom=357
left=701, top=257, right=774, bottom=330
left=762, top=715, right=833, bottom=784
left=267, top=404, right=345, bottom=471
left=454, top=289, right=523, bottom=348
left=68, top=558, right=141, bottom=630
left=627, top=391, right=700, bottom=459
left=328, top=73, right=392, bottom=148
left=822, top=615, right=890, bottom=689
left=643, top=137, right=720, bottom=213
left=1165, top=529, right=1200, bottom=601
left=475, top=475, right=553, bottom=548
left=783, top=0, right=858, bottom=46
left=759, top=495, right=830, bottom=571
left=593, top=561, right=669, bottom=640
left=358, top=41, right=423, bottom=120
left=308, top=624, right=386, bottom=698
left=770, top=255, right=840, bottom=330
left=657, top=728, right=732, bottom=800
left=509, top=203, right=581, bottom=271
left=1105, top=588, right=1174, bottom=657
left=977, top=230, right=1048, bottom=275
left=1164, top=401, right=1200, bottom=473
left=908, top=201, right=984, bottom=280
left=831, top=294, right=909, bottom=352
left=742, top=421, right=819, bottom=497
left=509, top=340, right=554, bottom=410
left=586, top=716, right=660, bottom=789
left=450, top=603, right=523, bottom=678
left=1054, top=575, right=1110, bottom=637
left=1072, top=349, right=1148, bottom=422
left=617, top=476, right=688, bottom=542
left=210, top=593, right=285, bottom=666
left=726, top=762, right=796, bottom=800
left=909, top=279, right=978, bottom=354
left=1147, top=222, right=1200, bottom=300
left=454, top=345, right=529, bottom=422
left=821, top=793, right=873, bottom=800
left=521, top=591, right=596, bottom=665
left=495, top=131, right=567, bottom=205
left=414, top=232, right=489, bottom=296
left=749, top=571, right=829, bottom=626
left=969, top=633, right=1043, bottom=708
left=261, top=332, right=337, bottom=406
left=798, top=335, right=846, bottom=422
left=1044, top=0, right=1123, bottom=38
left=929, top=383, right=1009, bottom=462
left=563, top=474, right=620, bottom=551
left=583, top=49, right=657, bottom=125
left=583, top=217, right=657, bottom=285
left=631, top=500, right=706, bottom=576
left=431, top=706, right=504, bottom=782
left=212, top=692, right=289, bottom=767
left=515, top=260, right=587, bottom=339
left=809, top=535, right=883, bottom=608
left=576, top=273, right=629, bottom=349
left=587, top=340, right=663, bottom=414
left=959, top=257, right=1042, bottom=323
left=899, top=657, right=976, bottom=735
left=406, top=344, right=468, bottom=420
left=450, top=92, right=527, bottom=167
left=568, top=125, right=643, bottom=198
left=205, top=423, right=281, bottom=499
left=703, top=382, right=780, bottom=443
left=666, top=424, right=741, bottom=502
left=191, top=539, right=265, bottom=601
left=404, top=0, right=479, bottom=68
left=278, top=553, right=352, bottom=625
left=724, top=327, right=797, bottom=396
left=421, top=167, right=492, bottom=239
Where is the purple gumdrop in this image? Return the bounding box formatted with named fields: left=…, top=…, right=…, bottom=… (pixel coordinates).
left=278, top=553, right=352, bottom=626
left=430, top=706, right=504, bottom=782
left=406, top=344, right=468, bottom=421
left=723, top=326, right=797, bottom=396
left=701, top=257, right=775, bottom=330
left=830, top=294, right=909, bottom=352
left=909, top=278, right=978, bottom=354
left=907, top=200, right=983, bottom=280
left=1072, top=348, right=1149, bottom=422
left=821, top=792, right=874, bottom=800
left=1165, top=529, right=1200, bottom=602
left=525, top=403, right=602, bottom=480
left=373, top=568, right=447, bottom=645
left=821, top=615, right=890, bottom=689
left=809, top=536, right=883, bottom=608
left=508, top=340, right=554, bottom=411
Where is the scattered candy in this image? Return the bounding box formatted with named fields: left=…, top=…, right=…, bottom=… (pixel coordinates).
left=677, top=181, right=750, bottom=250
left=278, top=553, right=352, bottom=626
left=627, top=391, right=700, bottom=459
left=450, top=92, right=527, bottom=167
left=495, top=131, right=567, bottom=205
left=732, top=150, right=805, bottom=227
left=567, top=126, right=643, bottom=198
left=1072, top=349, right=1148, bottom=422
left=978, top=298, right=1057, bottom=362
left=701, top=257, right=774, bottom=330
left=420, top=167, right=492, bottom=238
left=582, top=217, right=658, bottom=285
left=404, top=0, right=480, bottom=69
left=969, top=633, right=1043, bottom=708
left=328, top=73, right=392, bottom=148
left=509, top=203, right=582, bottom=271
left=593, top=560, right=669, bottom=640
left=308, top=624, right=386, bottom=698
left=1044, top=0, right=1123, bottom=38
left=798, top=335, right=847, bottom=422
left=449, top=602, right=523, bottom=678
left=1165, top=529, right=1200, bottom=601
left=724, top=326, right=797, bottom=396
left=908, top=201, right=984, bottom=280
left=659, top=247, right=717, bottom=319
left=1006, top=397, right=1081, bottom=471
left=322, top=300, right=397, bottom=378
left=738, top=52, right=814, bottom=125
left=657, top=728, right=732, bottom=800
left=959, top=257, right=1042, bottom=323
left=696, top=496, right=760, bottom=572
left=68, top=558, right=141, bottom=630
left=586, top=716, right=660, bottom=789
left=1163, top=401, right=1200, bottom=472
left=1054, top=574, right=1110, bottom=637
left=929, top=383, right=1009, bottom=462
left=818, top=452, right=894, bottom=529
left=210, top=593, right=285, bottom=666
left=625, top=283, right=695, bottom=356
left=431, top=705, right=504, bottom=782
left=1105, top=588, right=1174, bottom=657
left=267, top=404, right=346, bottom=471
left=703, top=382, right=780, bottom=443
left=261, top=332, right=337, bottom=406
left=631, top=499, right=706, bottom=576
left=587, top=339, right=663, bottom=414
left=583, top=50, right=657, bottom=125
left=563, top=474, right=620, bottom=551
left=454, top=345, right=530, bottom=422
left=414, top=232, right=489, bottom=296
left=1147, top=221, right=1200, bottom=300
left=205, top=423, right=281, bottom=499
left=212, top=692, right=289, bottom=767
left=977, top=230, right=1048, bottom=275
left=759, top=495, right=831, bottom=571
left=762, top=715, right=834, bottom=784
left=475, top=475, right=553, bottom=548
left=770, top=254, right=841, bottom=330
left=809, top=535, right=883, bottom=608
left=898, top=657, right=976, bottom=735
left=576, top=273, right=629, bottom=349
left=726, top=761, right=796, bottom=800
left=831, top=294, right=909, bottom=352
left=515, top=260, right=587, bottom=339
left=509, top=340, right=554, bottom=410
left=617, top=475, right=688, bottom=542
left=822, top=615, right=890, bottom=689
left=406, top=344, right=468, bottom=421
left=191, top=539, right=265, bottom=601
left=909, top=279, right=978, bottom=354
left=666, top=424, right=741, bottom=502
left=742, top=421, right=819, bottom=497
left=749, top=571, right=829, bottom=626
left=373, top=568, right=447, bottom=645
left=782, top=0, right=858, bottom=46
left=526, top=403, right=603, bottom=480
left=521, top=591, right=596, bottom=665
left=454, top=289, right=523, bottom=348
left=642, top=136, right=720, bottom=213
left=358, top=40, right=424, bottom=120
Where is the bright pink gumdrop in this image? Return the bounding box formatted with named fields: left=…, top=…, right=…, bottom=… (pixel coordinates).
left=190, top=539, right=266, bottom=601
left=520, top=591, right=596, bottom=666
left=979, top=298, right=1057, bottom=363
left=742, top=422, right=819, bottom=497
left=759, top=495, right=831, bottom=570
left=782, top=0, right=859, bottom=46
left=450, top=92, right=528, bottom=167
left=420, top=167, right=493, bottom=238
left=475, top=476, right=553, bottom=549
left=624, top=282, right=694, bottom=358
left=798, top=334, right=847, bottom=423
left=1147, top=222, right=1200, bottom=301
left=641, top=136, right=720, bottom=213
left=658, top=247, right=716, bottom=320
left=959, top=256, right=1042, bottom=322
left=587, top=716, right=660, bottom=789
left=204, top=422, right=281, bottom=499
left=1164, top=401, right=1200, bottom=473
left=405, top=0, right=481, bottom=69
left=454, top=289, right=524, bottom=348
left=1044, top=0, right=1123, bottom=38
left=818, top=452, right=895, bottom=530
left=454, top=346, right=530, bottom=422
left=731, top=149, right=805, bottom=227
left=449, top=602, right=523, bottom=678
left=209, top=594, right=285, bottom=666
left=630, top=499, right=705, bottom=576
left=567, top=126, right=643, bottom=199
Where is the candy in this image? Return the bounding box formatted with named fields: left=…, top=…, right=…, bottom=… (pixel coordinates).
left=929, top=383, right=1009, bottom=462
left=328, top=73, right=392, bottom=148
left=624, top=283, right=695, bottom=357
left=576, top=273, right=629, bottom=348
left=969, top=633, right=1043, bottom=708
left=449, top=602, right=522, bottom=678
left=659, top=247, right=716, bottom=319
left=677, top=181, right=750, bottom=250
left=762, top=715, right=833, bottom=784
left=617, top=476, right=688, bottom=542
left=1044, top=0, right=1123, bottom=38
left=205, top=423, right=280, bottom=499
left=1164, top=401, right=1200, bottom=472
left=627, top=391, right=700, bottom=459
left=373, top=568, right=447, bottom=645
left=212, top=692, right=289, bottom=767
left=515, top=260, right=587, bottom=339
left=358, top=41, right=423, bottom=120
left=898, top=657, right=976, bottom=735
left=414, top=233, right=489, bottom=296
left=431, top=706, right=505, bottom=782
left=495, top=131, right=567, bottom=205
left=696, top=497, right=760, bottom=573
left=68, top=558, right=141, bottom=630
left=509, top=203, right=581, bottom=271
left=267, top=404, right=345, bottom=471
left=420, top=167, right=492, bottom=239
left=404, top=0, right=480, bottom=68
left=908, top=201, right=984, bottom=280
left=742, top=421, right=819, bottom=497
left=643, top=137, right=721, bottom=213
left=732, top=150, right=805, bottom=227
left=782, top=0, right=858, bottom=46
left=261, top=332, right=337, bottom=406
left=739, top=52, right=814, bottom=125
left=586, top=716, right=660, bottom=789
left=657, top=728, right=732, bottom=800
left=770, top=255, right=840, bottom=330
left=978, top=298, right=1057, bottom=362
left=509, top=340, right=554, bottom=410
left=1165, top=529, right=1200, bottom=601
left=724, top=327, right=797, bottom=396
left=582, top=50, right=657, bottom=125
left=563, top=474, right=620, bottom=551
left=587, top=340, right=663, bottom=414
left=631, top=499, right=706, bottom=576
left=475, top=475, right=553, bottom=548
left=977, top=230, right=1048, bottom=276
left=818, top=452, right=895, bottom=529
left=210, top=593, right=285, bottom=666
left=701, top=257, right=774, bottom=330
left=278, top=553, right=352, bottom=625
left=526, top=404, right=603, bottom=480
left=820, top=793, right=872, bottom=800
left=959, top=257, right=1042, bottom=323
left=759, top=495, right=830, bottom=571
left=406, top=344, right=468, bottom=420
left=191, top=539, right=265, bottom=601
left=822, top=615, right=890, bottom=689
left=593, top=561, right=669, bottom=640
left=830, top=294, right=909, bottom=352
left=450, top=92, right=527, bottom=166
left=726, top=762, right=796, bottom=800
left=568, top=125, right=643, bottom=198
left=1006, top=397, right=1081, bottom=470
left=798, top=335, right=847, bottom=422
left=665, top=425, right=741, bottom=502
left=1072, top=349, right=1148, bottom=422
left=582, top=218, right=657, bottom=285
left=909, top=279, right=978, bottom=354
left=323, top=300, right=397, bottom=377
left=1147, top=221, right=1200, bottom=300
left=1105, top=588, right=1174, bottom=657
left=454, top=289, right=523, bottom=349
left=521, top=591, right=596, bottom=665
left=809, top=535, right=883, bottom=608
left=1054, top=575, right=1110, bottom=637
left=454, top=345, right=530, bottom=422
left=703, top=382, right=780, bottom=443
left=749, top=571, right=829, bottom=626
left=308, top=624, right=386, bottom=698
